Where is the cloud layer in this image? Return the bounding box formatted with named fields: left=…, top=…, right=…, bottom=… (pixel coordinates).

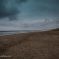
left=0, top=0, right=59, bottom=31
left=0, top=0, right=27, bottom=19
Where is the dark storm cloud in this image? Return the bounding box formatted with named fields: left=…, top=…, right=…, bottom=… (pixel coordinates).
left=0, top=0, right=59, bottom=19
left=0, top=0, right=27, bottom=19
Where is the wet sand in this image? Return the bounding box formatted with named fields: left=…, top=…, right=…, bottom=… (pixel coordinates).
left=0, top=29, right=59, bottom=59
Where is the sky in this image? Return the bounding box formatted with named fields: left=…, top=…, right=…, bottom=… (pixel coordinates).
left=0, top=0, right=59, bottom=31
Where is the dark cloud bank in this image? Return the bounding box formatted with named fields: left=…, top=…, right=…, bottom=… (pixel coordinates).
left=0, top=0, right=27, bottom=20
left=0, top=0, right=59, bottom=19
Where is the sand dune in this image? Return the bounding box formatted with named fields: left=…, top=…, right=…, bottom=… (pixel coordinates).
left=0, top=29, right=59, bottom=59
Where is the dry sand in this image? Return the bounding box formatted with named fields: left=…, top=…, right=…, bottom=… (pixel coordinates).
left=0, top=29, right=59, bottom=59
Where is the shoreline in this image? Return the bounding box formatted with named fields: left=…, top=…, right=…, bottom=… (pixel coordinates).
left=0, top=28, right=58, bottom=36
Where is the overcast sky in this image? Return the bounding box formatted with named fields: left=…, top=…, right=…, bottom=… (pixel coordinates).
left=0, top=0, right=59, bottom=31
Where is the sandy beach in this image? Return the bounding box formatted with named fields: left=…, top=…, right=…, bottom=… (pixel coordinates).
left=0, top=29, right=59, bottom=59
